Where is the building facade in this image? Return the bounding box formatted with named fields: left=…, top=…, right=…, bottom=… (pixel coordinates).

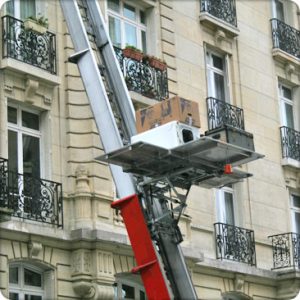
left=0, top=0, right=299, bottom=299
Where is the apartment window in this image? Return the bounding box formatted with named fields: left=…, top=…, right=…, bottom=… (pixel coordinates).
left=291, top=194, right=300, bottom=234
left=279, top=84, right=294, bottom=129
left=275, top=0, right=284, bottom=22
left=114, top=277, right=146, bottom=300
left=107, top=0, right=147, bottom=52
left=8, top=105, right=41, bottom=179
left=5, top=0, right=36, bottom=19
left=9, top=264, right=45, bottom=300
left=206, top=50, right=229, bottom=102
left=217, top=185, right=235, bottom=225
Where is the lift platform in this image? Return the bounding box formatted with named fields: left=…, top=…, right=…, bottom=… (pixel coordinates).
left=98, top=136, right=264, bottom=189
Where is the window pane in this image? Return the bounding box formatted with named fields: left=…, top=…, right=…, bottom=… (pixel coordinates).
left=108, top=0, right=119, bottom=12
left=22, top=111, right=39, bottom=130
left=141, top=30, right=147, bottom=53
left=20, top=0, right=36, bottom=19
left=275, top=0, right=284, bottom=22
left=140, top=11, right=146, bottom=25
left=8, top=130, right=18, bottom=174
left=24, top=268, right=42, bottom=287
left=9, top=293, right=19, bottom=300
left=293, top=195, right=300, bottom=208
left=124, top=3, right=136, bottom=21
left=122, top=284, right=134, bottom=299
left=282, top=86, right=292, bottom=100
left=140, top=290, right=146, bottom=300
left=5, top=0, right=14, bottom=15
left=8, top=107, right=17, bottom=124
left=109, top=16, right=121, bottom=48
left=284, top=103, right=294, bottom=129
left=295, top=212, right=300, bottom=234
left=9, top=267, right=18, bottom=284
left=25, top=295, right=42, bottom=300
left=125, top=23, right=137, bottom=47
left=23, top=135, right=40, bottom=179
left=214, top=73, right=225, bottom=101
left=212, top=54, right=223, bottom=70
left=224, top=192, right=234, bottom=225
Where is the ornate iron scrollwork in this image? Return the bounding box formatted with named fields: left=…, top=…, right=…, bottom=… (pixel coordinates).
left=2, top=15, right=56, bottom=74
left=201, top=0, right=237, bottom=27
left=206, top=97, right=245, bottom=131
left=114, top=47, right=169, bottom=101
left=280, top=126, right=300, bottom=162
left=0, top=157, right=63, bottom=227
left=269, top=233, right=300, bottom=269
left=214, top=222, right=256, bottom=266
left=271, top=18, right=300, bottom=59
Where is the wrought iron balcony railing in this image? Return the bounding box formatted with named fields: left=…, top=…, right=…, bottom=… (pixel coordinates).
left=206, top=97, right=245, bottom=131
left=214, top=222, right=256, bottom=266
left=271, top=19, right=300, bottom=60
left=0, top=158, right=63, bottom=227
left=200, top=0, right=237, bottom=27
left=2, top=15, right=56, bottom=74
left=269, top=232, right=300, bottom=269
left=114, top=47, right=168, bottom=101
left=280, top=126, right=300, bottom=162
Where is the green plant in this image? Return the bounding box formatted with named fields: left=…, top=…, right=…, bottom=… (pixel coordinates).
left=27, top=15, right=49, bottom=28
left=124, top=45, right=142, bottom=53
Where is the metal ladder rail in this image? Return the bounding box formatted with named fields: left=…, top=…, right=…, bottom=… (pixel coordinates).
left=60, top=0, right=135, bottom=198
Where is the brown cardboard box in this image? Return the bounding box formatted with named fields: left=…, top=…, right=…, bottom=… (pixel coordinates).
left=135, top=96, right=201, bottom=133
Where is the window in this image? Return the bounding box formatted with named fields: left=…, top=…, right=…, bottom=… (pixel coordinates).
left=8, top=105, right=41, bottom=179
left=217, top=185, right=235, bottom=225
left=9, top=264, right=45, bottom=300
left=206, top=50, right=229, bottom=102
left=279, top=83, right=294, bottom=129
left=107, top=0, right=147, bottom=52
left=275, top=0, right=285, bottom=22
left=114, top=276, right=146, bottom=300
left=5, top=0, right=36, bottom=19
left=291, top=194, right=300, bottom=234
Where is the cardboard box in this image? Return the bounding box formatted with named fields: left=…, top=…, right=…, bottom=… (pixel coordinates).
left=135, top=96, right=201, bottom=133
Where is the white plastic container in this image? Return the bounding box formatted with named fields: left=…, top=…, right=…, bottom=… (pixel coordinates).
left=131, top=121, right=200, bottom=149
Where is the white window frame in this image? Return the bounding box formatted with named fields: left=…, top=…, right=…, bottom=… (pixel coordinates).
left=216, top=185, right=236, bottom=225
left=8, top=104, right=43, bottom=178
left=278, top=83, right=294, bottom=129
left=9, top=263, right=45, bottom=300
left=107, top=0, right=147, bottom=51
left=291, top=193, right=300, bottom=234
left=114, top=276, right=146, bottom=300
left=206, top=49, right=230, bottom=103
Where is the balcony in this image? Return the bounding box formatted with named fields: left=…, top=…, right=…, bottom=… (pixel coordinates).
left=280, top=126, right=300, bottom=168
left=2, top=15, right=56, bottom=74
left=114, top=47, right=169, bottom=102
left=269, top=232, right=300, bottom=270
left=207, top=97, right=245, bottom=131
left=200, top=0, right=238, bottom=37
left=0, top=158, right=63, bottom=227
left=271, top=19, right=300, bottom=62
left=214, top=222, right=256, bottom=266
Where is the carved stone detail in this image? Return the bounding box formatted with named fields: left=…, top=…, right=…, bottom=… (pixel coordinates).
left=25, top=78, right=39, bottom=103
left=71, top=250, right=92, bottom=276
left=75, top=164, right=90, bottom=194
left=28, top=241, right=43, bottom=257
left=94, top=250, right=114, bottom=280
left=234, top=275, right=244, bottom=292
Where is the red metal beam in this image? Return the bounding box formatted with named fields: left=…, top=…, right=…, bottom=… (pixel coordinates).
left=111, top=194, right=171, bottom=300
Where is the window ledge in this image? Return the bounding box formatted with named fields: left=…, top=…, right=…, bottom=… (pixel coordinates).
left=272, top=48, right=300, bottom=66
left=0, top=58, right=60, bottom=85
left=199, top=12, right=239, bottom=38
left=281, top=157, right=300, bottom=169
left=130, top=90, right=159, bottom=110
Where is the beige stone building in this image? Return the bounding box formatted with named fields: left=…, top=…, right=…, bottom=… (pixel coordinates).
left=0, top=0, right=300, bottom=299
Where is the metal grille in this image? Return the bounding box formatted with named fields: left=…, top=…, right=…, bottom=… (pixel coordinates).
left=114, top=47, right=169, bottom=101
left=2, top=15, right=56, bottom=74
left=271, top=18, right=300, bottom=59
left=0, top=157, right=63, bottom=227
left=200, top=0, right=237, bottom=27
left=280, top=126, right=300, bottom=162
left=269, top=232, right=300, bottom=269
left=214, top=222, right=256, bottom=266
left=206, top=97, right=245, bottom=131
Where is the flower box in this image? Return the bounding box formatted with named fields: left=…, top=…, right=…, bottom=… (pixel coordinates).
left=123, top=47, right=143, bottom=61
left=148, top=57, right=167, bottom=71
left=24, top=19, right=47, bottom=34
